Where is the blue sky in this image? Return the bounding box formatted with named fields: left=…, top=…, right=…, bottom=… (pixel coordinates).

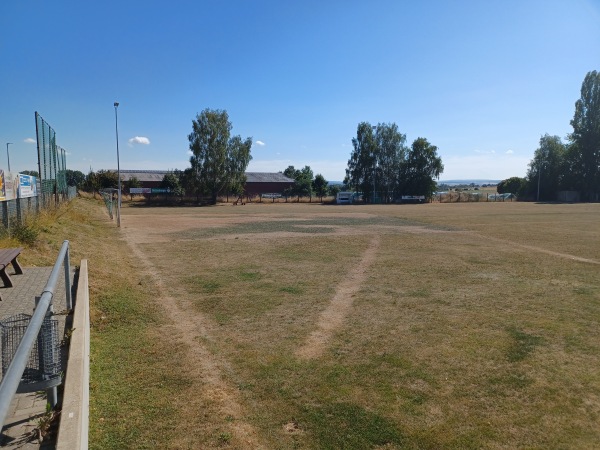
left=1, top=0, right=599, bottom=181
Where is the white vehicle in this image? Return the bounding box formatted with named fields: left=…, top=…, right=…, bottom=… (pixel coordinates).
left=336, top=191, right=354, bottom=204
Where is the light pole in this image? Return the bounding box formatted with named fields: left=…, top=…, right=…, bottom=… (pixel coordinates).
left=114, top=102, right=121, bottom=227
left=6, top=143, right=13, bottom=172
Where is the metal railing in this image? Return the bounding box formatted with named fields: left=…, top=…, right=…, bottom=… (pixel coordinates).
left=0, top=240, right=72, bottom=431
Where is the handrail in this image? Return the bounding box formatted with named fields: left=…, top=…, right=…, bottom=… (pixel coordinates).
left=0, top=240, right=71, bottom=431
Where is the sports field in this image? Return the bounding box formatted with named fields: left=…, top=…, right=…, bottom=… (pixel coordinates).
left=112, top=201, right=599, bottom=448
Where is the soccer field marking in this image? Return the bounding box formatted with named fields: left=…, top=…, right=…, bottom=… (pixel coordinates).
left=476, top=233, right=600, bottom=265
left=295, top=235, right=381, bottom=360
left=121, top=228, right=267, bottom=448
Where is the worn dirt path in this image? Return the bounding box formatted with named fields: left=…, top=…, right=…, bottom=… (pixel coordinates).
left=121, top=227, right=268, bottom=449
left=296, top=235, right=381, bottom=360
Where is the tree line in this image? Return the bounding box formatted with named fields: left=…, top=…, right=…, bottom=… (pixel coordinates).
left=63, top=110, right=446, bottom=204
left=345, top=122, right=443, bottom=202
left=499, top=70, right=600, bottom=201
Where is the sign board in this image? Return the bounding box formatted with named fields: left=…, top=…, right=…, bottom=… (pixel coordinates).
left=0, top=171, right=20, bottom=201
left=18, top=174, right=37, bottom=198
left=129, top=187, right=171, bottom=194
left=130, top=187, right=151, bottom=194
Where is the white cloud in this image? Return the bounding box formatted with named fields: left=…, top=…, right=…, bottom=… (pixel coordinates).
left=255, top=140, right=265, bottom=146
left=505, top=149, right=514, bottom=154
left=128, top=136, right=150, bottom=146
left=24, top=138, right=36, bottom=144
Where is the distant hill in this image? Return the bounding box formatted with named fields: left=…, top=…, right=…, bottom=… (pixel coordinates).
left=327, top=180, right=500, bottom=187
left=439, top=179, right=500, bottom=186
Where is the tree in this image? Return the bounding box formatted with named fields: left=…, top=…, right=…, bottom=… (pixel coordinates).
left=283, top=165, right=314, bottom=201
left=525, top=134, right=567, bottom=201
left=312, top=174, right=328, bottom=202
left=96, top=170, right=120, bottom=189
left=374, top=123, right=408, bottom=202
left=497, top=177, right=527, bottom=196
left=346, top=122, right=376, bottom=202
left=346, top=122, right=411, bottom=203
left=124, top=176, right=142, bottom=199
left=399, top=138, right=443, bottom=198
left=82, top=170, right=99, bottom=193
left=65, top=169, right=86, bottom=188
left=226, top=135, right=252, bottom=196
left=161, top=172, right=184, bottom=197
left=188, top=109, right=252, bottom=204
left=568, top=70, right=600, bottom=200
left=328, top=184, right=342, bottom=198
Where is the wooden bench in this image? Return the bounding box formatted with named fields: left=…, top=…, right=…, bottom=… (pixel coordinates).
left=0, top=247, right=24, bottom=291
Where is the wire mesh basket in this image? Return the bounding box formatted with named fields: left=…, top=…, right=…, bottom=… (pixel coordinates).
left=0, top=313, right=62, bottom=393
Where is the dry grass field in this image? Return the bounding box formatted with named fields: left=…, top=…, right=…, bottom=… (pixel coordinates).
left=91, top=200, right=598, bottom=449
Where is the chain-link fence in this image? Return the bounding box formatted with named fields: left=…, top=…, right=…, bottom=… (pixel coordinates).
left=0, top=114, right=76, bottom=235
left=36, top=112, right=68, bottom=207
left=100, top=188, right=118, bottom=220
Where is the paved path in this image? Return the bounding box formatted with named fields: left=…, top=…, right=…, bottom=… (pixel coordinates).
left=0, top=265, right=74, bottom=449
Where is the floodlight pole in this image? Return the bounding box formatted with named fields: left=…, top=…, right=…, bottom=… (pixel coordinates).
left=6, top=143, right=13, bottom=172
left=114, top=102, right=121, bottom=227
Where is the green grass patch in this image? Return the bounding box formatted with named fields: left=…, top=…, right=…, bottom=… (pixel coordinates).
left=280, top=285, right=304, bottom=295
left=506, top=327, right=543, bottom=362
left=301, top=402, right=404, bottom=449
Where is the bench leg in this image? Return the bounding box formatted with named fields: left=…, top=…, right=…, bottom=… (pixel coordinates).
left=11, top=257, right=23, bottom=275
left=0, top=268, right=13, bottom=288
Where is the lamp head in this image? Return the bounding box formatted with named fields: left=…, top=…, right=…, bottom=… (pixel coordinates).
left=114, top=102, right=119, bottom=107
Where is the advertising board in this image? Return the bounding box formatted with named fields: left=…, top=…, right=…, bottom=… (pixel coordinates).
left=18, top=174, right=37, bottom=198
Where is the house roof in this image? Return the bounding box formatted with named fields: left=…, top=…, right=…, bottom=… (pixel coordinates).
left=119, top=170, right=168, bottom=182
left=118, top=170, right=294, bottom=184
left=245, top=172, right=295, bottom=183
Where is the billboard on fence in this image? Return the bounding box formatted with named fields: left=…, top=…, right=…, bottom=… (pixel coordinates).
left=0, top=171, right=19, bottom=201
left=130, top=187, right=152, bottom=194
left=129, top=188, right=171, bottom=194
left=18, top=174, right=37, bottom=198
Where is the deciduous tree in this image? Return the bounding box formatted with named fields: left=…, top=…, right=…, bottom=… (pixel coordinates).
left=188, top=109, right=252, bottom=204
left=568, top=70, right=600, bottom=200
left=399, top=138, right=443, bottom=198
left=312, top=174, right=328, bottom=202
left=346, top=122, right=376, bottom=202
left=497, top=177, right=526, bottom=196
left=526, top=134, right=567, bottom=201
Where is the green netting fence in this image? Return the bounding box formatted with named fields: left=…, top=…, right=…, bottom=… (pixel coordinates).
left=0, top=113, right=75, bottom=235
left=36, top=112, right=68, bottom=207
